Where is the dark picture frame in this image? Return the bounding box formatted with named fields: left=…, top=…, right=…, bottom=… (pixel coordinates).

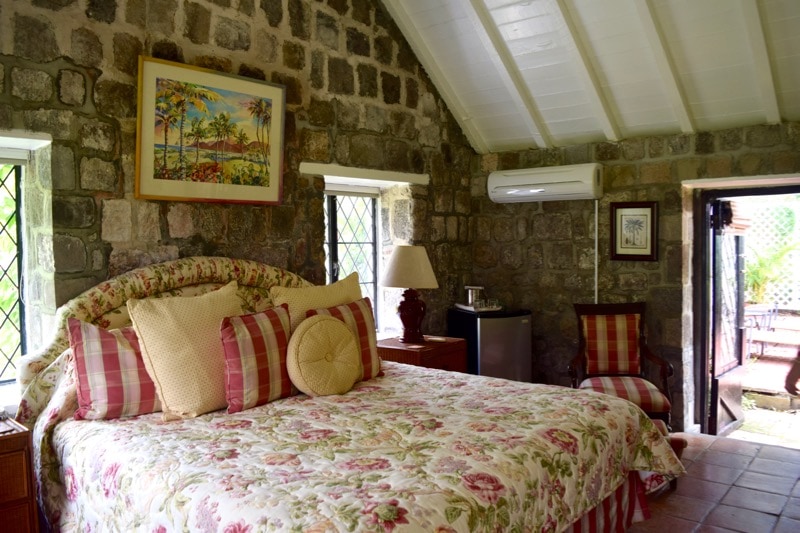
left=135, top=56, right=285, bottom=204
left=610, top=201, right=658, bottom=261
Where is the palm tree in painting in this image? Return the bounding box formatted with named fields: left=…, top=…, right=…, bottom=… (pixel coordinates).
left=157, top=79, right=219, bottom=180
left=245, top=97, right=272, bottom=180
left=234, top=127, right=249, bottom=160
left=209, top=112, right=235, bottom=181
left=187, top=116, right=208, bottom=167
left=154, top=94, right=179, bottom=176
left=624, top=217, right=645, bottom=246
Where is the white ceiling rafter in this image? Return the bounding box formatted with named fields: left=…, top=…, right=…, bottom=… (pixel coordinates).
left=555, top=0, right=620, bottom=142
left=380, top=2, right=491, bottom=153
left=381, top=0, right=800, bottom=154
left=741, top=0, right=781, bottom=124
left=466, top=0, right=552, bottom=148
left=632, top=0, right=693, bottom=134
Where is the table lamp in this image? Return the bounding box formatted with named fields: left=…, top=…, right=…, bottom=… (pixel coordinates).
left=380, top=245, right=439, bottom=343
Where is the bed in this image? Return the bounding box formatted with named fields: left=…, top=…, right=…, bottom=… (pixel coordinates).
left=15, top=256, right=684, bottom=532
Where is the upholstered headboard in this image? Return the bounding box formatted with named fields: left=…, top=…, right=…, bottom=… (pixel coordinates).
left=17, top=256, right=312, bottom=406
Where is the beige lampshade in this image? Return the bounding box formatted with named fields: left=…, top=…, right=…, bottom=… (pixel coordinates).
left=380, top=245, right=439, bottom=289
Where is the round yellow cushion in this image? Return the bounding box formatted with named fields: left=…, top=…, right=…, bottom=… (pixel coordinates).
left=287, top=315, right=361, bottom=396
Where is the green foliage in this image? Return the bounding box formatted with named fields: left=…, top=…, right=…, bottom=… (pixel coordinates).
left=745, top=206, right=799, bottom=303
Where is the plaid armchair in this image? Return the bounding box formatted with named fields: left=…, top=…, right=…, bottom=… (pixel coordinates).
left=568, top=302, right=674, bottom=426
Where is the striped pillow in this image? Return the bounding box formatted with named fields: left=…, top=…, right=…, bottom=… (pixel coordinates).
left=582, top=313, right=641, bottom=375
left=68, top=318, right=161, bottom=420
left=306, top=297, right=381, bottom=381
left=220, top=304, right=295, bottom=414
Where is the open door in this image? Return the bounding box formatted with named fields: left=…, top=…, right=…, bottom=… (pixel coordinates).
left=706, top=200, right=746, bottom=435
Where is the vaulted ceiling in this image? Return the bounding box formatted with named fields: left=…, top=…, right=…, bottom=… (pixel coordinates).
left=381, top=0, right=800, bottom=154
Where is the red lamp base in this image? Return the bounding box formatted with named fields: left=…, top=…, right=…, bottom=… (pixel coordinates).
left=397, top=288, right=426, bottom=344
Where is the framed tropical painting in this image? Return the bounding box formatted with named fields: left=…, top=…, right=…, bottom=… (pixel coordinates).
left=610, top=201, right=658, bottom=261
left=135, top=56, right=285, bottom=204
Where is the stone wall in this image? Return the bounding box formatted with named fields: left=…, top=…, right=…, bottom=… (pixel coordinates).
left=0, top=0, right=474, bottom=348
left=472, top=123, right=800, bottom=430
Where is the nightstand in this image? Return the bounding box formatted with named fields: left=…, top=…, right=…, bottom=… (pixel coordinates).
left=0, top=416, right=38, bottom=533
left=377, top=336, right=468, bottom=373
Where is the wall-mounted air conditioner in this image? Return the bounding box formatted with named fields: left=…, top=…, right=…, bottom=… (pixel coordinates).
left=487, top=163, right=603, bottom=203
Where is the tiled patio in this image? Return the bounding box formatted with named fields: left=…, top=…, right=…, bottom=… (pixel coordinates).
left=629, top=433, right=800, bottom=532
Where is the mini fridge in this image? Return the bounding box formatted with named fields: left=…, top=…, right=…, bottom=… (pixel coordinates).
left=447, top=308, right=532, bottom=382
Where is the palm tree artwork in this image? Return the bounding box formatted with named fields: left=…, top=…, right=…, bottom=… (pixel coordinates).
left=622, top=215, right=646, bottom=248
left=151, top=77, right=274, bottom=187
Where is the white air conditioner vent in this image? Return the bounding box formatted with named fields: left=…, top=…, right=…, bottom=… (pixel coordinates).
left=487, top=163, right=602, bottom=203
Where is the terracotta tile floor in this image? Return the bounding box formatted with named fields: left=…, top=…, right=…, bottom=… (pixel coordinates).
left=628, top=433, right=800, bottom=532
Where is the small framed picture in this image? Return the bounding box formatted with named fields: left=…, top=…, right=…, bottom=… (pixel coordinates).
left=610, top=201, right=658, bottom=261
left=135, top=56, right=285, bottom=204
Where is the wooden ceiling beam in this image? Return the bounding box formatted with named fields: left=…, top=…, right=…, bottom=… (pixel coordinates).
left=742, top=0, right=781, bottom=123
left=633, top=0, right=694, bottom=134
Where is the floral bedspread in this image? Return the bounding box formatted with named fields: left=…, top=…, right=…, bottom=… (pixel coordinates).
left=29, top=361, right=683, bottom=532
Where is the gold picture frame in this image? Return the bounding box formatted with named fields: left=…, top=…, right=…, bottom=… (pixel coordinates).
left=135, top=56, right=285, bottom=204
left=611, top=201, right=658, bottom=261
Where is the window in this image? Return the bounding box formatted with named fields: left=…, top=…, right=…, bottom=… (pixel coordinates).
left=0, top=164, right=24, bottom=385
left=324, top=193, right=378, bottom=322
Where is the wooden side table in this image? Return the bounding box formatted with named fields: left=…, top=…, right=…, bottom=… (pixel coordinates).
left=377, top=336, right=468, bottom=373
left=0, top=417, right=38, bottom=533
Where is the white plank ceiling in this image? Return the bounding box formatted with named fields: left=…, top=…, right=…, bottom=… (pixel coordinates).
left=381, top=0, right=800, bottom=154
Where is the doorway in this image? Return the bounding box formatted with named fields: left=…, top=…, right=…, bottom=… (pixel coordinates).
left=694, top=185, right=800, bottom=443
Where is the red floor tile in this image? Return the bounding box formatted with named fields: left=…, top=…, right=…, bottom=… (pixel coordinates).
left=703, top=504, right=778, bottom=532
left=648, top=492, right=715, bottom=522
left=627, top=512, right=699, bottom=532
left=695, top=449, right=754, bottom=470
left=685, top=461, right=743, bottom=485
left=674, top=477, right=731, bottom=503
left=720, top=486, right=787, bottom=515
left=735, top=471, right=796, bottom=495
left=757, top=445, right=800, bottom=465
left=748, top=456, right=800, bottom=478
left=774, top=516, right=800, bottom=533
left=783, top=497, right=800, bottom=521
left=709, top=437, right=760, bottom=456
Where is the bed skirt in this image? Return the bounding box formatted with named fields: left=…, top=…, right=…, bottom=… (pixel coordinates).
left=567, top=471, right=647, bottom=533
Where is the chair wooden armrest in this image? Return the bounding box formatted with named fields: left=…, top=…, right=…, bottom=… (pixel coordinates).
left=640, top=341, right=674, bottom=402
left=568, top=353, right=585, bottom=388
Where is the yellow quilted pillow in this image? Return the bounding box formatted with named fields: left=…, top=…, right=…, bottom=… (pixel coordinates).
left=287, top=315, right=360, bottom=396
left=128, top=280, right=242, bottom=420
left=269, top=272, right=361, bottom=332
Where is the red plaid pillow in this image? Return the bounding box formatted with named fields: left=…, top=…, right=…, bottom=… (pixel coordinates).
left=68, top=318, right=161, bottom=420
left=307, top=297, right=381, bottom=381
left=581, top=313, right=641, bottom=375
left=220, top=304, right=295, bottom=414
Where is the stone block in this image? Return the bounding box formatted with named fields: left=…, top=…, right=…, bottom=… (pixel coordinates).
left=23, top=109, right=73, bottom=140
left=71, top=28, right=103, bottom=68
left=621, top=138, right=645, bottom=160
left=640, top=160, right=671, bottom=184
left=375, top=35, right=393, bottom=65
left=215, top=17, right=251, bottom=51
left=95, top=80, right=137, bottom=118
left=108, top=246, right=179, bottom=278
left=397, top=40, right=417, bottom=73
left=136, top=202, right=161, bottom=241
left=675, top=158, right=702, bottom=181
left=147, top=0, right=177, bottom=35
left=316, top=11, right=338, bottom=50
left=11, top=68, right=53, bottom=102
left=532, top=212, right=571, bottom=240
left=283, top=41, right=306, bottom=70
left=80, top=120, right=115, bottom=152
left=365, top=104, right=387, bottom=132
left=328, top=58, right=354, bottom=95
left=706, top=156, right=733, bottom=178
left=288, top=0, right=309, bottom=40
left=55, top=276, right=103, bottom=307
left=446, top=215, right=458, bottom=241
left=36, top=233, right=55, bottom=273
left=14, top=14, right=58, bottom=62
left=746, top=124, right=782, bottom=147
left=594, top=142, right=620, bottom=161
left=405, top=78, right=418, bottom=109
left=238, top=64, right=265, bottom=80
left=310, top=50, right=325, bottom=89
left=80, top=157, right=117, bottom=191
left=126, top=0, right=146, bottom=27
left=381, top=72, right=401, bottom=104
left=694, top=132, right=713, bottom=154
left=389, top=111, right=415, bottom=140
left=58, top=70, right=85, bottom=107
left=308, top=98, right=334, bottom=127
left=255, top=30, right=278, bottom=63
left=52, top=145, right=76, bottom=190
left=352, top=0, right=372, bottom=24
left=184, top=2, right=211, bottom=44
left=271, top=72, right=302, bottom=105
left=53, top=196, right=95, bottom=228
left=430, top=216, right=446, bottom=242
left=358, top=64, right=378, bottom=98
left=113, top=33, right=142, bottom=76
left=53, top=234, right=86, bottom=273
left=167, top=203, right=195, bottom=238
left=346, top=27, right=370, bottom=57
left=301, top=129, right=331, bottom=162
left=102, top=199, right=131, bottom=242
left=349, top=134, right=384, bottom=167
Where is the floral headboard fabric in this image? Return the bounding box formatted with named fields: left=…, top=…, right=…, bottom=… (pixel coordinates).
left=16, top=256, right=312, bottom=426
